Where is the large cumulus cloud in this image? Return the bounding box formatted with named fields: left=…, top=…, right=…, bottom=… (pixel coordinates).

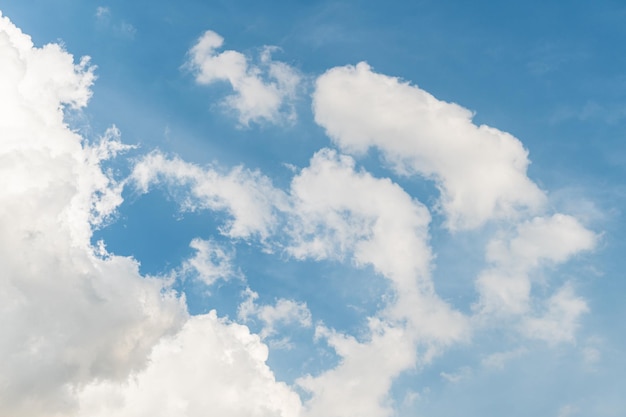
left=0, top=11, right=300, bottom=417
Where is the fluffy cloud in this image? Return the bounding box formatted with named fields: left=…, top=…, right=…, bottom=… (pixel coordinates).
left=0, top=12, right=186, bottom=416
left=128, top=147, right=469, bottom=417
left=0, top=12, right=298, bottom=417
left=287, top=149, right=433, bottom=287
left=286, top=150, right=468, bottom=417
left=187, top=30, right=301, bottom=126
left=298, top=322, right=417, bottom=417
left=309, top=58, right=597, bottom=349
left=1, top=9, right=602, bottom=417
left=76, top=312, right=302, bottom=417
left=475, top=214, right=596, bottom=342
left=313, top=62, right=546, bottom=230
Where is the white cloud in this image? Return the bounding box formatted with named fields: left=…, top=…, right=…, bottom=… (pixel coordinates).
left=440, top=366, right=472, bottom=383
left=481, top=347, right=528, bottom=370
left=139, top=147, right=470, bottom=417
left=0, top=13, right=186, bottom=416
left=557, top=404, right=579, bottom=417
left=523, top=284, right=589, bottom=344
left=95, top=6, right=110, bottom=19
left=76, top=312, right=303, bottom=417
left=0, top=10, right=603, bottom=416
left=0, top=13, right=304, bottom=417
left=298, top=322, right=418, bottom=417
left=187, top=30, right=301, bottom=126
left=239, top=288, right=312, bottom=341
left=182, top=238, right=239, bottom=285
left=485, top=214, right=598, bottom=269
left=287, top=148, right=433, bottom=289
left=475, top=214, right=596, bottom=343
left=581, top=336, right=603, bottom=368
left=129, top=151, right=288, bottom=240
left=313, top=62, right=546, bottom=230
left=286, top=150, right=468, bottom=417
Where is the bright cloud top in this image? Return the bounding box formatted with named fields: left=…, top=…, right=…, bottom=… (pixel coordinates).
left=0, top=10, right=601, bottom=417
left=187, top=30, right=301, bottom=126
left=0, top=12, right=185, bottom=416
left=313, top=62, right=546, bottom=230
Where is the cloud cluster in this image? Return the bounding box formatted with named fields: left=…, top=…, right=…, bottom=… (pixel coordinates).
left=0, top=12, right=185, bottom=416
left=130, top=147, right=468, bottom=417
left=187, top=30, right=301, bottom=126
left=0, top=12, right=299, bottom=417
left=122, top=59, right=597, bottom=416
left=0, top=10, right=600, bottom=417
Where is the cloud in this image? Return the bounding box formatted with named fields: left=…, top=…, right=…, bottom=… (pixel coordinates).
left=475, top=214, right=596, bottom=316
left=182, top=238, right=240, bottom=285
left=129, top=147, right=469, bottom=417
left=129, top=151, right=288, bottom=240
left=285, top=150, right=468, bottom=417
left=523, top=284, right=589, bottom=344
left=239, top=288, right=312, bottom=342
left=481, top=347, right=528, bottom=370
left=557, top=404, right=579, bottom=417
left=114, top=80, right=592, bottom=416
left=94, top=6, right=136, bottom=39
left=0, top=12, right=186, bottom=415
left=287, top=149, right=433, bottom=287
left=313, top=62, right=546, bottom=230
left=76, top=312, right=302, bottom=417
left=581, top=336, right=602, bottom=368
left=187, top=30, right=301, bottom=126
left=95, top=6, right=110, bottom=19
left=0, top=9, right=604, bottom=417
left=440, top=366, right=472, bottom=383
left=485, top=214, right=598, bottom=268
left=475, top=214, right=596, bottom=343
left=0, top=12, right=301, bottom=417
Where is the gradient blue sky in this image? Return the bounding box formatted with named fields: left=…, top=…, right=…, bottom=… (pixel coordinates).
left=1, top=1, right=625, bottom=416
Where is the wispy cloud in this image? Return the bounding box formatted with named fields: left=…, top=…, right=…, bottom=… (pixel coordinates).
left=95, top=6, right=136, bottom=39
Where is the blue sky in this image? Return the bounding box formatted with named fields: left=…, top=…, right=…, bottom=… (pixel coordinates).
left=1, top=1, right=625, bottom=416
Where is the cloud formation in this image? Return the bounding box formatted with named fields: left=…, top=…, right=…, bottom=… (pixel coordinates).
left=76, top=313, right=302, bottom=417
left=0, top=12, right=298, bottom=417
left=0, top=12, right=185, bottom=416
left=313, top=62, right=546, bottom=230
left=187, top=30, right=301, bottom=126
left=475, top=214, right=596, bottom=343
left=0, top=10, right=601, bottom=417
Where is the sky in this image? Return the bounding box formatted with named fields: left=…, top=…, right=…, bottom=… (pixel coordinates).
left=1, top=1, right=625, bottom=416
